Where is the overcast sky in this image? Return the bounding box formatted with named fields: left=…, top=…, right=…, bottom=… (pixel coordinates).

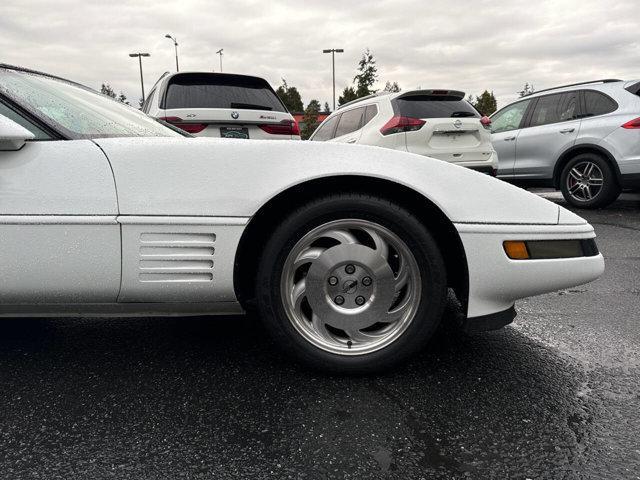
left=2, top=0, right=638, bottom=109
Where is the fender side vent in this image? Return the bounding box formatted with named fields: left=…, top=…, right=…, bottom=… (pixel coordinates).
left=138, top=232, right=215, bottom=283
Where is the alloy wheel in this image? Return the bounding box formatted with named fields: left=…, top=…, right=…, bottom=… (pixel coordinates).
left=280, top=219, right=422, bottom=355
left=566, top=161, right=604, bottom=202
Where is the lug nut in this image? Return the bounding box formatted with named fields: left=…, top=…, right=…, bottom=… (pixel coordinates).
left=362, top=276, right=372, bottom=286
left=328, top=276, right=338, bottom=286
left=345, top=264, right=356, bottom=274
left=334, top=295, right=345, bottom=305
left=355, top=296, right=366, bottom=306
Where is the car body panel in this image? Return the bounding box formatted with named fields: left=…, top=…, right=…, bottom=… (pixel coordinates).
left=0, top=140, right=121, bottom=304
left=492, top=129, right=519, bottom=177
left=117, top=216, right=246, bottom=304
left=513, top=118, right=581, bottom=179
left=94, top=136, right=557, bottom=224
left=0, top=140, right=117, bottom=214
left=0, top=217, right=121, bottom=304
left=457, top=222, right=604, bottom=317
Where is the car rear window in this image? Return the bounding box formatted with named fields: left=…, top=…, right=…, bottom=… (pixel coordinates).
left=393, top=95, right=480, bottom=119
left=582, top=90, right=617, bottom=117
left=163, top=73, right=286, bottom=112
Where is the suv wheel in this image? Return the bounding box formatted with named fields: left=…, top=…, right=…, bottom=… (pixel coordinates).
left=255, top=193, right=447, bottom=373
left=560, top=153, right=620, bottom=209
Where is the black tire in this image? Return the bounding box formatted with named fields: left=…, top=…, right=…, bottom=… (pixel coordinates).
left=255, top=193, right=447, bottom=374
left=559, top=153, right=620, bottom=209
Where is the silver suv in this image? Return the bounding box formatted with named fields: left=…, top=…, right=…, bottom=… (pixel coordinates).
left=491, top=79, right=640, bottom=208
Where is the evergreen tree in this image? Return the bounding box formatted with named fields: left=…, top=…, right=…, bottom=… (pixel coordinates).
left=518, top=82, right=535, bottom=97
left=301, top=99, right=321, bottom=140
left=100, top=83, right=116, bottom=98
left=324, top=101, right=330, bottom=113
left=275, top=79, right=304, bottom=112
left=338, top=86, right=358, bottom=106
left=383, top=81, right=401, bottom=93
left=353, top=48, right=378, bottom=98
left=117, top=92, right=130, bottom=105
left=473, top=90, right=497, bottom=115
left=101, top=83, right=130, bottom=105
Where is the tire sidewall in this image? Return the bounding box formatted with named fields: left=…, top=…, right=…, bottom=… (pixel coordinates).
left=255, top=194, right=447, bottom=373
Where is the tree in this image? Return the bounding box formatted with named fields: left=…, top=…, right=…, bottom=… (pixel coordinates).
left=100, top=83, right=116, bottom=98
left=353, top=48, right=378, bottom=98
left=518, top=82, right=535, bottom=97
left=101, top=83, right=130, bottom=105
left=275, top=79, right=304, bottom=112
left=338, top=86, right=358, bottom=106
left=324, top=101, right=331, bottom=113
left=117, top=92, right=130, bottom=105
left=301, top=99, right=321, bottom=140
left=473, top=90, right=497, bottom=116
left=383, top=81, right=401, bottom=93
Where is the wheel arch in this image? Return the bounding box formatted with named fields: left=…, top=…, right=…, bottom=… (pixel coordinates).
left=233, top=175, right=469, bottom=312
left=553, top=144, right=621, bottom=188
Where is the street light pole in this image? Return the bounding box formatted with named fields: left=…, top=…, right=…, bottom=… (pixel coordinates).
left=216, top=49, right=224, bottom=72
left=322, top=48, right=344, bottom=111
left=129, top=52, right=150, bottom=104
left=165, top=34, right=179, bottom=71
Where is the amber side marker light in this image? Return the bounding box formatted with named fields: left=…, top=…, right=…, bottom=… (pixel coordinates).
left=503, top=241, right=530, bottom=260
left=503, top=239, right=599, bottom=260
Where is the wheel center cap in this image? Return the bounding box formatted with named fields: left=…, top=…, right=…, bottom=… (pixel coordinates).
left=343, top=279, right=358, bottom=294
left=305, top=244, right=396, bottom=330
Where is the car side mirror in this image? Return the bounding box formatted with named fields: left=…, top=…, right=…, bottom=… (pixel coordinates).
left=0, top=114, right=36, bottom=151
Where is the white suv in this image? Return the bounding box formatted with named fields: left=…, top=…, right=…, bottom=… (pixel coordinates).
left=309, top=89, right=498, bottom=174
left=144, top=72, right=300, bottom=140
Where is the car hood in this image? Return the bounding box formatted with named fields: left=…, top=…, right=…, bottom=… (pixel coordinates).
left=94, top=136, right=582, bottom=226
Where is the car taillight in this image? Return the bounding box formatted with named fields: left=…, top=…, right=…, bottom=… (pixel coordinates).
left=621, top=117, right=640, bottom=129
left=259, top=119, right=299, bottom=136
left=380, top=116, right=425, bottom=136
left=159, top=116, right=207, bottom=134
left=480, top=116, right=492, bottom=129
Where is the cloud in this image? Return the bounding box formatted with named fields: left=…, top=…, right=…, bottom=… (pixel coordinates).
left=1, top=0, right=638, bottom=108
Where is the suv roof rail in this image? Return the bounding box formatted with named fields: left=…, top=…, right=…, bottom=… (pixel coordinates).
left=337, top=92, right=391, bottom=110
left=337, top=93, right=377, bottom=110
left=524, top=79, right=623, bottom=97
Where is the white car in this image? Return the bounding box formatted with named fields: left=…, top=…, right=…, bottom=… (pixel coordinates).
left=310, top=89, right=499, bottom=175
left=143, top=71, right=301, bottom=140
left=0, top=65, right=603, bottom=372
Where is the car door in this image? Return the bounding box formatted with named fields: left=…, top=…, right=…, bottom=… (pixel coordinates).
left=513, top=91, right=581, bottom=180
left=330, top=106, right=365, bottom=144
left=490, top=99, right=532, bottom=178
left=0, top=104, right=120, bottom=306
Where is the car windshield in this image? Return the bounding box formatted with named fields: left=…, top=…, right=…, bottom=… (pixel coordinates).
left=0, top=68, right=183, bottom=139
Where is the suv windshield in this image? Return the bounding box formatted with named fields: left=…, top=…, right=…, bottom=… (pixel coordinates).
left=393, top=95, right=480, bottom=119
left=163, top=73, right=286, bottom=112
left=0, top=68, right=182, bottom=139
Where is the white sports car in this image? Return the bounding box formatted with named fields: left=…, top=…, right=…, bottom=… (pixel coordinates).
left=0, top=65, right=604, bottom=372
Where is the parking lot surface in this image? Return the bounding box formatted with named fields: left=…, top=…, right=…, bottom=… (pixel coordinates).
left=0, top=193, right=638, bottom=480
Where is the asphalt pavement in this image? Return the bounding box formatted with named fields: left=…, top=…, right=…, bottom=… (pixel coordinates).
left=0, top=192, right=638, bottom=479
